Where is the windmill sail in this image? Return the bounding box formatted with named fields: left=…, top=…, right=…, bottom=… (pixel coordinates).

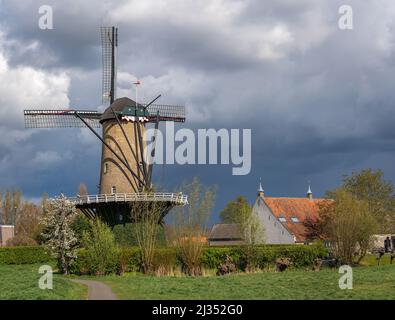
left=24, top=110, right=102, bottom=128
left=101, top=26, right=118, bottom=105
left=23, top=103, right=185, bottom=128
left=145, top=104, right=186, bottom=122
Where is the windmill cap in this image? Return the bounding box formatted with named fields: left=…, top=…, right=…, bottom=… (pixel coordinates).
left=100, top=97, right=145, bottom=123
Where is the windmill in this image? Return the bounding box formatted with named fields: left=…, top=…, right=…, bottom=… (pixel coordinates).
left=24, top=26, right=187, bottom=225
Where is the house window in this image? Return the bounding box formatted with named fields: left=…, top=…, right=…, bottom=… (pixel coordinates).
left=104, top=163, right=108, bottom=174
left=279, top=217, right=286, bottom=223
left=111, top=186, right=116, bottom=194
left=291, top=217, right=299, bottom=223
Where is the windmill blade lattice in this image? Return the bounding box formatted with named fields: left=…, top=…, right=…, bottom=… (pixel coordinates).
left=101, top=26, right=117, bottom=104
left=24, top=110, right=102, bottom=128
left=145, top=104, right=185, bottom=122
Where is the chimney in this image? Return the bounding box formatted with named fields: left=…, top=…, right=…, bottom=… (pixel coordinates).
left=257, top=178, right=264, bottom=197
left=306, top=185, right=313, bottom=200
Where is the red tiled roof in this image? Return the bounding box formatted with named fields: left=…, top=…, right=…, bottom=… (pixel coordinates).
left=263, top=197, right=332, bottom=242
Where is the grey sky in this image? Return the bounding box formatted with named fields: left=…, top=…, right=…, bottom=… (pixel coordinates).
left=0, top=0, right=394, bottom=222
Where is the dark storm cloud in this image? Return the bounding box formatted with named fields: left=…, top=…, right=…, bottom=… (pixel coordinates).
left=1, top=0, right=395, bottom=217
left=0, top=0, right=105, bottom=70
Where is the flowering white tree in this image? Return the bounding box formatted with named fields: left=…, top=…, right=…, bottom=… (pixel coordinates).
left=41, top=195, right=78, bottom=274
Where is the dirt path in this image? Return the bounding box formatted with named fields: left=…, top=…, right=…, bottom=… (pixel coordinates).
left=72, top=279, right=118, bottom=300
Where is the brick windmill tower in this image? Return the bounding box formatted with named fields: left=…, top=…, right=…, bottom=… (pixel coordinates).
left=24, top=27, right=187, bottom=225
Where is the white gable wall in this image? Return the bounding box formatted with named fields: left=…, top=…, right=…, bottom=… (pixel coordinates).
left=253, top=197, right=294, bottom=244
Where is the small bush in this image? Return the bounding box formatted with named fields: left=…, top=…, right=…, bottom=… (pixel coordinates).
left=68, top=249, right=89, bottom=275
left=313, top=259, right=323, bottom=271
left=81, top=220, right=120, bottom=275
left=276, top=257, right=292, bottom=272
left=217, top=255, right=237, bottom=276
left=0, top=246, right=51, bottom=264
left=118, top=247, right=131, bottom=275
left=152, top=247, right=179, bottom=274
left=117, top=247, right=141, bottom=273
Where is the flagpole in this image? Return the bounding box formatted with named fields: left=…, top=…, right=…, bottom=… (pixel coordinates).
left=134, top=80, right=140, bottom=107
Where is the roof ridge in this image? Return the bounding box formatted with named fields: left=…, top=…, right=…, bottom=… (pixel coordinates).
left=264, top=196, right=328, bottom=200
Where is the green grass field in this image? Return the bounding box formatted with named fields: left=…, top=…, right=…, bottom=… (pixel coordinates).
left=1, top=263, right=394, bottom=300
left=360, top=253, right=393, bottom=266
left=0, top=264, right=87, bottom=300
left=98, top=265, right=395, bottom=300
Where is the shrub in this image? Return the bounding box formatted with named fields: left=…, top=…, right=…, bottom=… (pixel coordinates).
left=72, top=214, right=92, bottom=245
left=117, top=247, right=141, bottom=273
left=177, top=234, right=206, bottom=276
left=68, top=248, right=89, bottom=275
left=152, top=247, right=179, bottom=275
left=82, top=220, right=120, bottom=275
left=275, top=257, right=292, bottom=272
left=118, top=247, right=131, bottom=275
left=217, top=255, right=237, bottom=276
left=0, top=246, right=51, bottom=264
left=313, top=258, right=323, bottom=271
left=112, top=224, right=138, bottom=246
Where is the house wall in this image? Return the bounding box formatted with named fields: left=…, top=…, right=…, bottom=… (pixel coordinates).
left=0, top=225, right=15, bottom=247
left=252, top=197, right=294, bottom=244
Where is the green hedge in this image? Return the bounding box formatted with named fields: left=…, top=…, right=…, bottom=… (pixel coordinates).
left=0, top=243, right=327, bottom=271
left=70, top=246, right=180, bottom=275
left=0, top=246, right=52, bottom=265
left=70, top=243, right=327, bottom=274
left=200, top=244, right=328, bottom=269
